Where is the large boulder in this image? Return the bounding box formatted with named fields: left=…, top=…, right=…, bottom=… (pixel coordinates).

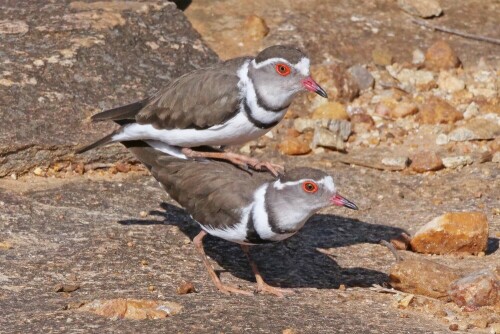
left=0, top=0, right=218, bottom=177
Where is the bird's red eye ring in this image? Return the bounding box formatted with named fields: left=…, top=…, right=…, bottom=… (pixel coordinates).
left=302, top=181, right=318, bottom=193
left=276, top=63, right=291, bottom=76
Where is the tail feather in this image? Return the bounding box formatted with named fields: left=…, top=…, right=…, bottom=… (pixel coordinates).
left=75, top=132, right=116, bottom=154
left=91, top=99, right=147, bottom=122
left=77, top=99, right=147, bottom=154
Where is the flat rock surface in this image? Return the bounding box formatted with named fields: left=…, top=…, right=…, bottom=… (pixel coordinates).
left=2, top=0, right=499, bottom=332
left=0, top=0, right=218, bottom=177
left=1, top=156, right=498, bottom=333
left=185, top=0, right=500, bottom=66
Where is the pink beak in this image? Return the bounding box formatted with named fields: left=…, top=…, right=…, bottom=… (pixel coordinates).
left=331, top=194, right=358, bottom=210
left=301, top=77, right=328, bottom=98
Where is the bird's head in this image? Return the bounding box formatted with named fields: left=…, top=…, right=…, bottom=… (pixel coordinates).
left=270, top=167, right=357, bottom=212
left=264, top=167, right=358, bottom=233
left=248, top=45, right=328, bottom=109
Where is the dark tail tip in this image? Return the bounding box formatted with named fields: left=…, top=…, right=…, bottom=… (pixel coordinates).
left=75, top=132, right=115, bottom=154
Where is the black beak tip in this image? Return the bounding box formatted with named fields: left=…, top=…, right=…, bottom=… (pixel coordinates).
left=347, top=202, right=359, bottom=210
left=316, top=88, right=328, bottom=99
left=343, top=199, right=359, bottom=210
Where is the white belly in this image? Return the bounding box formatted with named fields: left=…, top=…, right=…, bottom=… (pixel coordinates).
left=112, top=112, right=270, bottom=147
left=200, top=222, right=250, bottom=244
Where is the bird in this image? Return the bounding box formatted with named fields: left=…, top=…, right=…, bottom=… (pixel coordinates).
left=77, top=45, right=328, bottom=175
left=123, top=140, right=358, bottom=297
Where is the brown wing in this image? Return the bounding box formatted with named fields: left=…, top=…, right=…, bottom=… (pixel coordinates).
left=124, top=141, right=272, bottom=229
left=136, top=58, right=249, bottom=130
left=152, top=158, right=271, bottom=229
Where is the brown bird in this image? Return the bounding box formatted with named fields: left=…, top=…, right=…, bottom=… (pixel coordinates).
left=124, top=141, right=358, bottom=297
left=78, top=45, right=327, bottom=175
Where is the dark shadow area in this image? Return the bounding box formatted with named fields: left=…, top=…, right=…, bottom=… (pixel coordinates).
left=170, top=0, right=192, bottom=10
left=119, top=202, right=408, bottom=289
left=487, top=238, right=499, bottom=254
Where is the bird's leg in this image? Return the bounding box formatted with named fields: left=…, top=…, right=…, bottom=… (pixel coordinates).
left=240, top=245, right=294, bottom=298
left=193, top=230, right=252, bottom=296
left=181, top=148, right=284, bottom=177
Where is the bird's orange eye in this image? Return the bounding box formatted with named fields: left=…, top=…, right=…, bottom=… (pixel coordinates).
left=275, top=63, right=291, bottom=76
left=302, top=181, right=318, bottom=193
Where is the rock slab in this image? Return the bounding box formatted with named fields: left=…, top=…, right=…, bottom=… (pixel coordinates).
left=79, top=299, right=182, bottom=320
left=389, top=258, right=460, bottom=299
left=449, top=268, right=500, bottom=309
left=410, top=212, right=489, bottom=255
left=0, top=0, right=218, bottom=177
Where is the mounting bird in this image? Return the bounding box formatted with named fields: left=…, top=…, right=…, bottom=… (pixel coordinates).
left=123, top=141, right=358, bottom=297
left=77, top=45, right=328, bottom=175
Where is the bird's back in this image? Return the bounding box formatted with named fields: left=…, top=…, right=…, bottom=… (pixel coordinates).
left=124, top=141, right=273, bottom=229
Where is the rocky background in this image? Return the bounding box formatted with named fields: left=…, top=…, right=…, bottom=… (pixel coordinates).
left=0, top=0, right=499, bottom=333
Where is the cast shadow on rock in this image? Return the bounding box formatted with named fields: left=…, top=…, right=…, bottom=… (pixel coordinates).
left=119, top=202, right=407, bottom=290
left=487, top=237, right=499, bottom=254
left=171, top=0, right=192, bottom=10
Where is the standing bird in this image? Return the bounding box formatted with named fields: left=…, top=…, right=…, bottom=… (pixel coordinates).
left=124, top=141, right=358, bottom=297
left=77, top=45, right=328, bottom=175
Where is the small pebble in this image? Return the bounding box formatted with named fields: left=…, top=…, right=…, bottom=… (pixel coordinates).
left=425, top=40, right=461, bottom=71
left=436, top=133, right=449, bottom=146
left=382, top=157, right=409, bottom=170
left=409, top=150, right=444, bottom=173
left=33, top=167, right=45, bottom=176
left=412, top=49, right=425, bottom=65
left=176, top=281, right=196, bottom=295
left=442, top=156, right=472, bottom=169
left=397, top=0, right=442, bottom=18
left=243, top=15, right=269, bottom=40
left=372, top=46, right=393, bottom=66
left=54, top=283, right=80, bottom=293
left=463, top=102, right=479, bottom=119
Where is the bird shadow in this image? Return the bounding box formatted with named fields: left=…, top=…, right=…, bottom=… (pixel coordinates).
left=487, top=238, right=499, bottom=254
left=119, top=202, right=407, bottom=289
left=170, top=0, right=192, bottom=10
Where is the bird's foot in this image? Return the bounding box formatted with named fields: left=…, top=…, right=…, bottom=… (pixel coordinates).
left=221, top=152, right=283, bottom=177
left=181, top=148, right=283, bottom=177
left=255, top=282, right=295, bottom=298
left=252, top=160, right=285, bottom=177
left=215, top=282, right=253, bottom=296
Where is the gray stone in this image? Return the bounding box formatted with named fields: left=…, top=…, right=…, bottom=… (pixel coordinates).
left=381, top=157, right=409, bottom=170
left=386, top=66, right=434, bottom=92
left=397, top=0, right=443, bottom=18
left=448, top=118, right=500, bottom=142
left=412, top=49, right=425, bottom=65
left=294, top=118, right=329, bottom=133
left=348, top=65, right=375, bottom=90
left=327, top=120, right=352, bottom=141
left=442, top=156, right=473, bottom=169
left=437, top=71, right=465, bottom=93
left=463, top=102, right=480, bottom=119
left=293, top=119, right=351, bottom=141
left=312, top=127, right=346, bottom=150
left=0, top=1, right=218, bottom=177
left=436, top=133, right=449, bottom=145
left=492, top=152, right=500, bottom=163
